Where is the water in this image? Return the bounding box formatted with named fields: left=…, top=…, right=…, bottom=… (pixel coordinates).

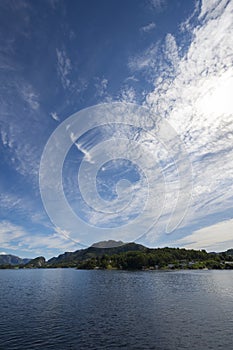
left=0, top=269, right=233, bottom=350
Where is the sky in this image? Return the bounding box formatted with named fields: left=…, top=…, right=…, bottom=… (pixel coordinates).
left=0, top=0, right=233, bottom=259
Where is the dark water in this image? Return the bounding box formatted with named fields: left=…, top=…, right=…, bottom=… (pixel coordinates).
left=0, top=269, right=233, bottom=350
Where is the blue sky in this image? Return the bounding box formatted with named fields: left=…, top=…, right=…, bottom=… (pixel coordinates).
left=1, top=0, right=233, bottom=259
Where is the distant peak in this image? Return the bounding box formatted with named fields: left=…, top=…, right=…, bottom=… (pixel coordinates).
left=91, top=240, right=125, bottom=248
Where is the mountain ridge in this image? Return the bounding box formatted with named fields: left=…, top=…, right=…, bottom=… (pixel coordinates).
left=0, top=254, right=31, bottom=266
left=47, top=241, right=146, bottom=265
left=1, top=240, right=233, bottom=269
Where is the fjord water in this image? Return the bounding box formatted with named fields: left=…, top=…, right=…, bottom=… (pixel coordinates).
left=0, top=270, right=233, bottom=350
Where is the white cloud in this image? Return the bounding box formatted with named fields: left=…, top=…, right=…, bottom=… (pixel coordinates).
left=13, top=140, right=40, bottom=178
left=69, top=131, right=94, bottom=163
left=0, top=192, right=52, bottom=228
left=24, top=0, right=233, bottom=251
left=140, top=22, right=156, bottom=33
left=21, top=84, right=40, bottom=110
left=0, top=193, right=22, bottom=211
left=21, top=232, right=77, bottom=252
left=95, top=77, right=108, bottom=98
left=54, top=226, right=81, bottom=244
left=142, top=0, right=233, bottom=231
left=128, top=43, right=159, bottom=75
left=0, top=221, right=29, bottom=249
left=75, top=141, right=94, bottom=163
left=179, top=1, right=200, bottom=32
left=167, top=219, right=233, bottom=252
left=129, top=32, right=179, bottom=81
left=50, top=111, right=60, bottom=122
left=149, top=0, right=166, bottom=11
left=0, top=120, right=40, bottom=178
left=0, top=221, right=78, bottom=256
left=0, top=126, right=13, bottom=148
left=119, top=86, right=136, bottom=103
left=56, top=48, right=72, bottom=89
left=124, top=76, right=139, bottom=83
left=111, top=0, right=233, bottom=249
left=164, top=33, right=179, bottom=67
left=72, top=116, right=187, bottom=245
left=198, top=0, right=228, bottom=21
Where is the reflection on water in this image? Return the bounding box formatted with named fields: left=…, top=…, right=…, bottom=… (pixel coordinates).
left=0, top=269, right=233, bottom=349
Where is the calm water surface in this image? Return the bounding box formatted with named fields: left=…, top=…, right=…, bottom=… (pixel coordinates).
left=0, top=269, right=233, bottom=349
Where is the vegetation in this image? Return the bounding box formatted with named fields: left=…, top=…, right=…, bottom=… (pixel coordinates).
left=24, top=256, right=46, bottom=268
left=1, top=243, right=233, bottom=270
left=74, top=247, right=233, bottom=271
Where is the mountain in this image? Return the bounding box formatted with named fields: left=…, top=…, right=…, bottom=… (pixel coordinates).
left=91, top=240, right=125, bottom=248
left=47, top=241, right=146, bottom=266
left=24, top=256, right=46, bottom=268
left=0, top=254, right=31, bottom=266
left=46, top=242, right=233, bottom=267
left=226, top=249, right=233, bottom=256
left=2, top=243, right=233, bottom=270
